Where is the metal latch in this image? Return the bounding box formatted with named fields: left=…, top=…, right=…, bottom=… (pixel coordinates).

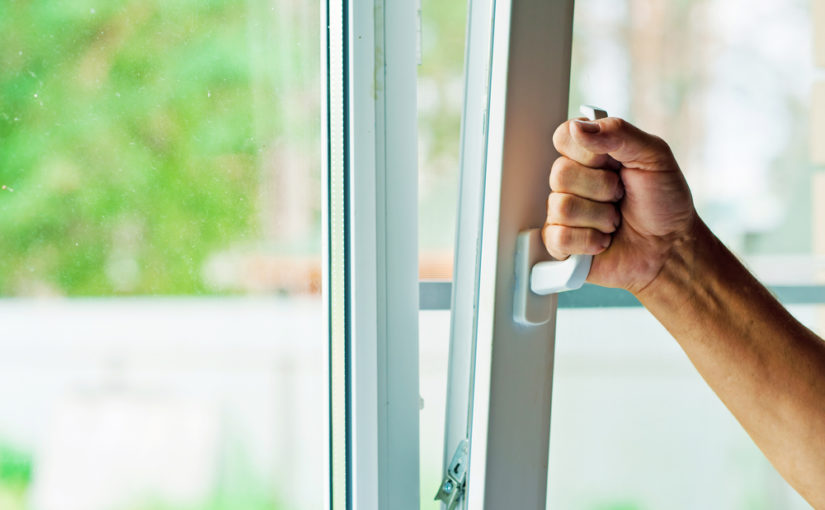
left=434, top=439, right=469, bottom=509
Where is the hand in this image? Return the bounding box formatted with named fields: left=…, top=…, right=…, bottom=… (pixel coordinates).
left=544, top=117, right=696, bottom=294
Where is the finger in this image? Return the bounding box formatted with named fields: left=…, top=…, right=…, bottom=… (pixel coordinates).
left=549, top=156, right=624, bottom=203
left=555, top=117, right=676, bottom=171
left=547, top=192, right=620, bottom=234
left=541, top=224, right=611, bottom=260
left=552, top=117, right=622, bottom=170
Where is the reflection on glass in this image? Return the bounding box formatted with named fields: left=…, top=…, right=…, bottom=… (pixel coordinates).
left=0, top=1, right=321, bottom=509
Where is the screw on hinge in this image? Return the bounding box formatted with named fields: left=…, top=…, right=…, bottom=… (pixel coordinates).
left=434, top=439, right=469, bottom=510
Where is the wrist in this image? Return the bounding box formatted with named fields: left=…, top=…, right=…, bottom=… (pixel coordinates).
left=633, top=214, right=715, bottom=306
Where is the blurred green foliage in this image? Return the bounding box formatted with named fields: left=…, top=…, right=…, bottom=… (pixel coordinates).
left=418, top=0, right=465, bottom=169
left=0, top=442, right=31, bottom=510
left=0, top=443, right=31, bottom=486
left=0, top=0, right=319, bottom=296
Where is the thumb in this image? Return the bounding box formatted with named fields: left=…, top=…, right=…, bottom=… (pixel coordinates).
left=568, top=117, right=675, bottom=171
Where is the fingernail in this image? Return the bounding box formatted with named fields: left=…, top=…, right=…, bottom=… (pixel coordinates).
left=573, top=120, right=600, bottom=134
left=601, top=236, right=611, bottom=249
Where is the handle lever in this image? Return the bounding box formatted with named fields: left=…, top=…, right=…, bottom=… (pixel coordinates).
left=513, top=105, right=608, bottom=326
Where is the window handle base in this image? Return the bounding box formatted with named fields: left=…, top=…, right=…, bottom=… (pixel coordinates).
left=513, top=106, right=606, bottom=326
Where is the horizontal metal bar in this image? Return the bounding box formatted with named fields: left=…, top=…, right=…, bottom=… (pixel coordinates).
left=771, top=285, right=825, bottom=305
left=419, top=281, right=825, bottom=310
left=419, top=280, right=452, bottom=310
left=557, top=284, right=640, bottom=308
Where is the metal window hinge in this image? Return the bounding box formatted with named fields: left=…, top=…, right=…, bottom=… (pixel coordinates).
left=434, top=439, right=469, bottom=509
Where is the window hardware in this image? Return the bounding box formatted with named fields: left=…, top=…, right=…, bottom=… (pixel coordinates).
left=434, top=439, right=469, bottom=509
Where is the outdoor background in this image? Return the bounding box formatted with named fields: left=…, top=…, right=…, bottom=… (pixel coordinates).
left=0, top=0, right=822, bottom=509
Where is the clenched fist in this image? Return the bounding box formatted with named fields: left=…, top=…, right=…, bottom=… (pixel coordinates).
left=544, top=116, right=696, bottom=294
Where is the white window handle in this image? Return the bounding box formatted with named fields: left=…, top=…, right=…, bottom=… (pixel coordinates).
left=513, top=105, right=608, bottom=325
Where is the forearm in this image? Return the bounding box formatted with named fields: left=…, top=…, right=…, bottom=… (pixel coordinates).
left=636, top=218, right=825, bottom=506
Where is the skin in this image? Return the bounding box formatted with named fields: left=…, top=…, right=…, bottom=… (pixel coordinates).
left=545, top=116, right=825, bottom=507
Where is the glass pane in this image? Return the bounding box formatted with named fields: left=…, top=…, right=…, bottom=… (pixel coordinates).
left=419, top=311, right=452, bottom=506
left=417, top=0, right=467, bottom=507
left=553, top=0, right=821, bottom=507
left=568, top=0, right=814, bottom=260
left=418, top=0, right=467, bottom=281
left=550, top=307, right=819, bottom=509
left=0, top=1, right=322, bottom=509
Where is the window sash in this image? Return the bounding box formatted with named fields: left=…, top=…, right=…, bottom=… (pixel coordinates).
left=443, top=0, right=576, bottom=508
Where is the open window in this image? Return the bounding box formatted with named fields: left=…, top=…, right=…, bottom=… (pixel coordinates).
left=325, top=0, right=823, bottom=507
left=2, top=1, right=819, bottom=509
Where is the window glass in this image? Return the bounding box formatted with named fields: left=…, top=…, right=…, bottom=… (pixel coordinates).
left=0, top=2, right=322, bottom=509
left=417, top=0, right=466, bottom=281
left=568, top=0, right=814, bottom=259
left=550, top=306, right=817, bottom=509
left=551, top=0, right=822, bottom=508
left=417, top=0, right=467, bottom=507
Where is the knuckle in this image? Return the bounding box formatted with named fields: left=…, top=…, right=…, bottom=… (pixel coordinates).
left=598, top=171, right=620, bottom=199
left=549, top=157, right=572, bottom=190
left=586, top=229, right=606, bottom=252
left=557, top=226, right=575, bottom=247
left=542, top=225, right=568, bottom=258
left=593, top=202, right=617, bottom=233
left=547, top=193, right=559, bottom=219
left=613, top=175, right=625, bottom=199
left=608, top=171, right=622, bottom=192
left=548, top=225, right=572, bottom=249
left=649, top=134, right=668, bottom=149
left=609, top=205, right=622, bottom=230
left=552, top=122, right=568, bottom=152
left=604, top=116, right=627, bottom=133
left=548, top=193, right=575, bottom=220
left=585, top=229, right=599, bottom=251
left=647, top=134, right=671, bottom=155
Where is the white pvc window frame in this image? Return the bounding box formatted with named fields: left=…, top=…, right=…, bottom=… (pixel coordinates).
left=323, top=1, right=420, bottom=509
left=443, top=0, right=575, bottom=508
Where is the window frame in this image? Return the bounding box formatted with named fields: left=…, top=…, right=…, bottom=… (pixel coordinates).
left=324, top=1, right=420, bottom=509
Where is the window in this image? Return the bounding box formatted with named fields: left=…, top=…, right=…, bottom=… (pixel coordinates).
left=3, top=1, right=821, bottom=509
left=550, top=1, right=821, bottom=508
left=0, top=2, right=323, bottom=509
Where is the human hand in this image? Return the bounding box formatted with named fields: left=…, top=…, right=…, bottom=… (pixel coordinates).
left=544, top=117, right=696, bottom=294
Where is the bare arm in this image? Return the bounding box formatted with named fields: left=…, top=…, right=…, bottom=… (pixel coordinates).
left=640, top=217, right=825, bottom=506
left=546, top=116, right=825, bottom=507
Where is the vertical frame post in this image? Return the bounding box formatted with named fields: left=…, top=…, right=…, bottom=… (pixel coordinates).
left=350, top=0, right=420, bottom=508
left=326, top=0, right=420, bottom=509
